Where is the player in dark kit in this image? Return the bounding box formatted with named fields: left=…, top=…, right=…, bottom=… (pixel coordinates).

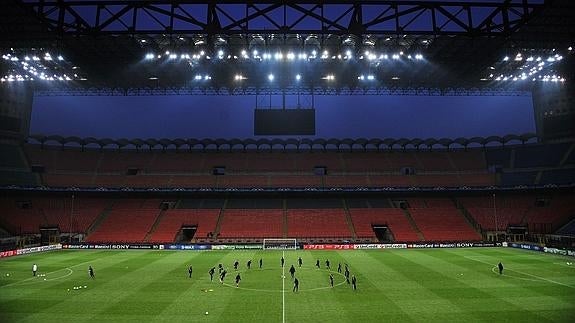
left=220, top=270, right=227, bottom=283
left=218, top=263, right=223, bottom=274
left=259, top=258, right=263, bottom=269
left=315, top=260, right=320, bottom=269
left=289, top=265, right=296, bottom=278
left=351, top=275, right=357, bottom=290
left=234, top=260, right=239, bottom=270
left=188, top=265, right=193, bottom=278
left=89, top=266, right=95, bottom=279
left=293, top=277, right=299, bottom=292
left=329, top=274, right=334, bottom=287
left=298, top=257, right=302, bottom=267
left=209, top=267, right=215, bottom=281
left=337, top=263, right=342, bottom=273
left=247, top=260, right=252, bottom=269
left=235, top=273, right=241, bottom=287
left=281, top=257, right=285, bottom=267
left=345, top=268, right=350, bottom=284
left=325, top=259, right=330, bottom=270
left=498, top=262, right=504, bottom=275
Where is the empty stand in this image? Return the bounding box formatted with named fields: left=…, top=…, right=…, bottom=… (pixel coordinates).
left=409, top=207, right=481, bottom=241
left=286, top=209, right=351, bottom=238
left=148, top=209, right=219, bottom=243
left=218, top=209, right=283, bottom=238
left=349, top=208, right=420, bottom=241
left=86, top=208, right=160, bottom=243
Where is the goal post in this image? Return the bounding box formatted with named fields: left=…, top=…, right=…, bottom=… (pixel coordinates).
left=262, top=238, right=298, bottom=250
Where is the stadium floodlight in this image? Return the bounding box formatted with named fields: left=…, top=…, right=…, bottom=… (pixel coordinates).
left=32, top=56, right=40, bottom=61
left=295, top=74, right=301, bottom=81
left=252, top=49, right=258, bottom=56
left=194, top=75, right=202, bottom=80
left=358, top=75, right=365, bottom=80
left=145, top=53, right=155, bottom=60
left=367, top=74, right=375, bottom=80
left=503, top=56, right=509, bottom=61
left=392, top=54, right=400, bottom=60
left=168, top=53, right=177, bottom=59
left=268, top=73, right=274, bottom=81
left=526, top=56, right=534, bottom=62
left=346, top=50, right=352, bottom=57
left=287, top=52, right=295, bottom=60
left=415, top=54, right=423, bottom=60
left=57, top=55, right=64, bottom=61
left=547, top=57, right=556, bottom=62
left=204, top=75, right=211, bottom=80
left=217, top=50, right=224, bottom=56
left=311, top=50, right=317, bottom=57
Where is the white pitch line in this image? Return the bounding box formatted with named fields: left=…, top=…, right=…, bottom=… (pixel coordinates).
left=1, top=258, right=94, bottom=288
left=466, top=256, right=575, bottom=289
left=282, top=250, right=286, bottom=323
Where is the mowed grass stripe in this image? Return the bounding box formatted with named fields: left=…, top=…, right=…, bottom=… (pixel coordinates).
left=15, top=251, right=172, bottom=322
left=385, top=249, right=551, bottom=322
left=330, top=250, right=415, bottom=322
left=1, top=248, right=574, bottom=323
left=359, top=250, right=466, bottom=317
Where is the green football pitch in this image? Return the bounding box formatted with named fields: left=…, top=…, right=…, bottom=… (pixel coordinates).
left=1, top=248, right=574, bottom=322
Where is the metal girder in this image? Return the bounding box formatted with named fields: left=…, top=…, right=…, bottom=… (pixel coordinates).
left=14, top=0, right=546, bottom=38
left=32, top=86, right=531, bottom=97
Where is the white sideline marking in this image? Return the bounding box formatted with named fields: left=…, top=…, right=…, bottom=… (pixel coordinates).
left=282, top=250, right=286, bottom=323
left=465, top=256, right=574, bottom=289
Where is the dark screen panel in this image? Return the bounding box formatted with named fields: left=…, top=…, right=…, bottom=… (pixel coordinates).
left=254, top=109, right=315, bottom=135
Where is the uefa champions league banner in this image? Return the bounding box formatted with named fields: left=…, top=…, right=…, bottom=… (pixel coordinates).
left=211, top=245, right=263, bottom=250
left=164, top=244, right=212, bottom=250
left=353, top=244, right=407, bottom=249
left=16, top=244, right=62, bottom=255
left=304, top=244, right=355, bottom=250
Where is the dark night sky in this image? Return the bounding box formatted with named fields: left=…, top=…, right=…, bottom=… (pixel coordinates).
left=30, top=94, right=535, bottom=139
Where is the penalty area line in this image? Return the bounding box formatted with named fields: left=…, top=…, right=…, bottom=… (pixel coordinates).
left=466, top=256, right=574, bottom=289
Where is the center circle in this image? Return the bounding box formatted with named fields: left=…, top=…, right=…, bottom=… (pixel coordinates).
left=220, top=266, right=349, bottom=293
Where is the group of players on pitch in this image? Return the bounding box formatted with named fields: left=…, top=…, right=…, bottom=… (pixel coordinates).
left=189, top=256, right=358, bottom=291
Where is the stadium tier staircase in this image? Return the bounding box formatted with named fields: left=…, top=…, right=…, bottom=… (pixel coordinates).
left=559, top=143, right=575, bottom=166
left=341, top=199, right=358, bottom=240
left=143, top=209, right=167, bottom=242
left=282, top=200, right=288, bottom=238
left=452, top=197, right=482, bottom=234
left=348, top=208, right=420, bottom=242
left=212, top=200, right=228, bottom=238
left=401, top=209, right=425, bottom=241
left=84, top=200, right=116, bottom=236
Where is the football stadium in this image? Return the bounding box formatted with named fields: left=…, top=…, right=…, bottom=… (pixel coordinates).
left=0, top=0, right=574, bottom=322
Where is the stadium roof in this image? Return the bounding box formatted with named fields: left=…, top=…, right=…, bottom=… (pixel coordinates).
left=0, top=0, right=573, bottom=91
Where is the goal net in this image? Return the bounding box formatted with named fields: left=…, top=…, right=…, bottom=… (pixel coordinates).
left=262, top=239, right=298, bottom=250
